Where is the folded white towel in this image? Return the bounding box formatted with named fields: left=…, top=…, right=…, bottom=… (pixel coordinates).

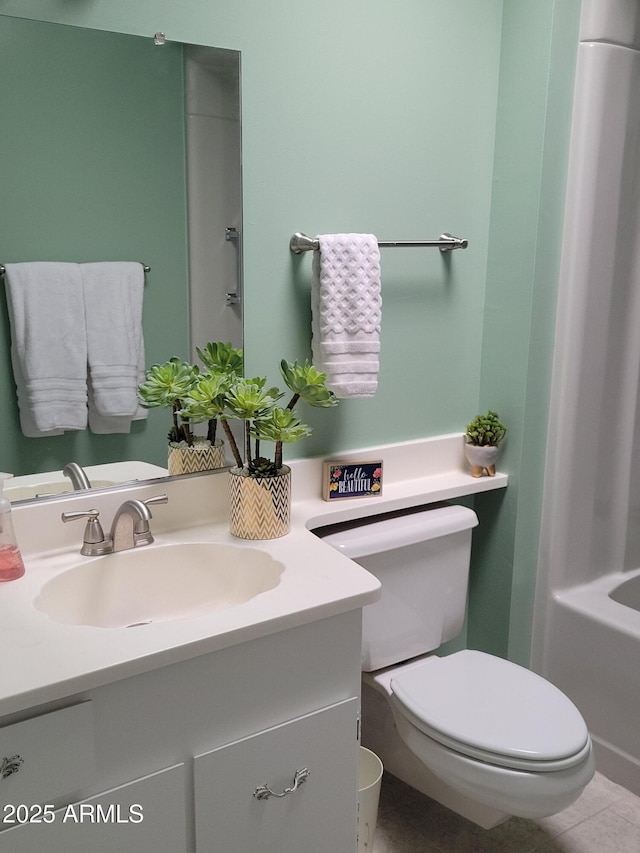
left=83, top=262, right=147, bottom=432
left=88, top=380, right=147, bottom=433
left=4, top=262, right=88, bottom=436
left=311, top=234, right=382, bottom=398
left=87, top=368, right=147, bottom=434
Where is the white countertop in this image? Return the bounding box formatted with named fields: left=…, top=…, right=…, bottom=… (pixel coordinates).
left=0, top=433, right=507, bottom=718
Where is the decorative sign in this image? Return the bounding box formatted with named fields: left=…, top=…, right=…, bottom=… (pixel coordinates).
left=322, top=460, right=383, bottom=501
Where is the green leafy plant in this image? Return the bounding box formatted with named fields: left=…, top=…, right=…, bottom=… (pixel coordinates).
left=465, top=410, right=507, bottom=447
left=197, top=341, right=244, bottom=378
left=137, top=357, right=200, bottom=445
left=137, top=343, right=244, bottom=448
left=181, top=352, right=338, bottom=477
left=194, top=342, right=244, bottom=444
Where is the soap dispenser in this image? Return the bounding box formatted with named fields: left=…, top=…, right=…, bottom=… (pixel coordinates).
left=0, top=474, right=25, bottom=581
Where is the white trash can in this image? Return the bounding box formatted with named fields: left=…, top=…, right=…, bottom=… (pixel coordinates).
left=358, top=746, right=383, bottom=852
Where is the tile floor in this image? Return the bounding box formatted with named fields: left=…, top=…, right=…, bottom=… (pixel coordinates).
left=373, top=771, right=640, bottom=852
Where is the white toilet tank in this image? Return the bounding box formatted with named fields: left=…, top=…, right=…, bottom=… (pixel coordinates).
left=317, top=504, right=478, bottom=671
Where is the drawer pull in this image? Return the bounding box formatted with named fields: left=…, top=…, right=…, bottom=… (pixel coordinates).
left=0, top=755, right=24, bottom=780
left=253, top=767, right=310, bottom=800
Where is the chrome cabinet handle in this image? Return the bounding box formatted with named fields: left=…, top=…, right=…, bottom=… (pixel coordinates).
left=253, top=767, right=310, bottom=800
left=0, top=755, right=23, bottom=780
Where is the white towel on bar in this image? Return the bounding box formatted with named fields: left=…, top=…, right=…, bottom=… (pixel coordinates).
left=4, top=262, right=88, bottom=436
left=311, top=234, right=382, bottom=398
left=83, top=262, right=147, bottom=432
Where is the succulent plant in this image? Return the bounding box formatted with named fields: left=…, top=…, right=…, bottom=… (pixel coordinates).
left=247, top=456, right=280, bottom=478
left=465, top=410, right=507, bottom=447
left=194, top=343, right=243, bottom=444
left=279, top=359, right=338, bottom=410
left=224, top=377, right=282, bottom=467
left=197, top=341, right=244, bottom=377
left=139, top=343, right=246, bottom=450
left=251, top=407, right=312, bottom=470
left=137, top=357, right=199, bottom=445
left=179, top=349, right=337, bottom=477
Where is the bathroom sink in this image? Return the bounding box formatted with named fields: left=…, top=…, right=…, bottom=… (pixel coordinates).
left=34, top=543, right=284, bottom=629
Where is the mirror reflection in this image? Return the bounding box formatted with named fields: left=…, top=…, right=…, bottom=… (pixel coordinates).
left=0, top=17, right=243, bottom=502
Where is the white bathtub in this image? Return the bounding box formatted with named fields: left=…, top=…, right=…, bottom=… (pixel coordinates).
left=609, top=573, right=640, bottom=611
left=543, top=570, right=640, bottom=795
left=534, top=0, right=640, bottom=798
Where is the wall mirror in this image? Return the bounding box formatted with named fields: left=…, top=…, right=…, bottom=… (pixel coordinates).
left=0, top=16, right=243, bottom=503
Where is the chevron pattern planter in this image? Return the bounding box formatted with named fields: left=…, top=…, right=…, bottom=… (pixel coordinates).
left=229, top=466, right=291, bottom=540
left=168, top=439, right=225, bottom=475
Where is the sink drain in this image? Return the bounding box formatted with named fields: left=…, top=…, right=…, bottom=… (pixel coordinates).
left=126, top=620, right=152, bottom=628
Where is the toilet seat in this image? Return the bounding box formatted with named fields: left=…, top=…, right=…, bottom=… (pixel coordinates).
left=389, top=650, right=590, bottom=772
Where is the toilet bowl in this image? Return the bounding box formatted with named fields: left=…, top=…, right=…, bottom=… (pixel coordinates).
left=317, top=504, right=596, bottom=828
left=365, top=652, right=596, bottom=827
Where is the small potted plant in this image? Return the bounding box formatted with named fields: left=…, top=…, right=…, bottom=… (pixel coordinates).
left=464, top=410, right=506, bottom=477
left=137, top=352, right=231, bottom=475
left=181, top=355, right=338, bottom=539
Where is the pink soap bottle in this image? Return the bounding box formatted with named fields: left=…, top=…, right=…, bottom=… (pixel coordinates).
left=0, top=474, right=25, bottom=581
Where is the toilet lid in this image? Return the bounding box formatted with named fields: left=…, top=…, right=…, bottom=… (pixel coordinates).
left=390, top=650, right=590, bottom=769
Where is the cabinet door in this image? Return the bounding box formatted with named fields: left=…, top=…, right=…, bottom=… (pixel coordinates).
left=0, top=763, right=187, bottom=853
left=0, top=701, right=95, bottom=808
left=194, top=698, right=358, bottom=853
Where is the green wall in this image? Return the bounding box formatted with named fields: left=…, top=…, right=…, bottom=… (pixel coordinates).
left=0, top=18, right=190, bottom=473
left=0, top=1, right=582, bottom=664
left=0, top=0, right=503, bottom=460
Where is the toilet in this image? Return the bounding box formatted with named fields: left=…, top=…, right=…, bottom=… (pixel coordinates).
left=317, top=504, right=595, bottom=829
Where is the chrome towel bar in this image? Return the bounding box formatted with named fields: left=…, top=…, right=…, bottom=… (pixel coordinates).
left=289, top=232, right=468, bottom=254
left=0, top=263, right=151, bottom=276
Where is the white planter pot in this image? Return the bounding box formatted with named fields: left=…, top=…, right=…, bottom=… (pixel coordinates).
left=464, top=444, right=499, bottom=478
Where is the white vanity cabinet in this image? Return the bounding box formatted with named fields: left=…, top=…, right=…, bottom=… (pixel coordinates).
left=0, top=764, right=188, bottom=853
left=0, top=701, right=96, bottom=809
left=195, top=698, right=358, bottom=853
left=0, top=610, right=363, bottom=853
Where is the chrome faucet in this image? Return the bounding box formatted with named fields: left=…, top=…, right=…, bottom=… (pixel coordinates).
left=109, top=499, right=157, bottom=552
left=62, top=495, right=168, bottom=556
left=63, top=462, right=92, bottom=491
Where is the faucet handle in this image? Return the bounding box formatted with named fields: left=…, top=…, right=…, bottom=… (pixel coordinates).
left=132, top=494, right=168, bottom=546
left=61, top=509, right=110, bottom=556
left=142, top=494, right=168, bottom=510
left=61, top=508, right=101, bottom=530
